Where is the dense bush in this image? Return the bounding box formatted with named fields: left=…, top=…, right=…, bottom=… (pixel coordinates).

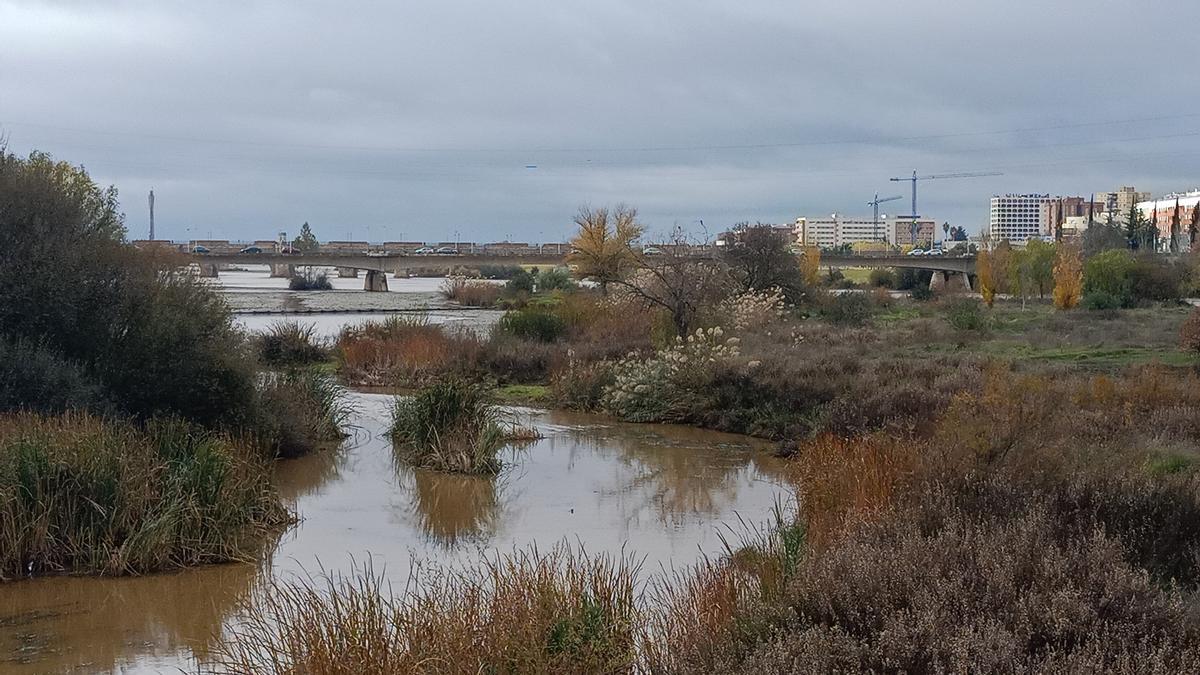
left=498, top=308, right=567, bottom=342
left=603, top=328, right=738, bottom=423
left=1083, top=249, right=1136, bottom=308
left=943, top=298, right=986, bottom=330
left=482, top=337, right=564, bottom=384
left=505, top=269, right=536, bottom=295
left=536, top=267, right=577, bottom=292
left=476, top=264, right=526, bottom=280
left=0, top=413, right=288, bottom=580
left=1182, top=307, right=1200, bottom=354
left=0, top=149, right=261, bottom=428
left=288, top=271, right=333, bottom=291
left=0, top=338, right=109, bottom=414
left=256, top=321, right=328, bottom=367
left=867, top=268, right=896, bottom=288
left=1130, top=256, right=1187, bottom=301
left=817, top=293, right=873, bottom=326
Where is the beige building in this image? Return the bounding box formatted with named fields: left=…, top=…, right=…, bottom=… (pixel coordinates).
left=889, top=216, right=936, bottom=247
left=1099, top=186, right=1151, bottom=216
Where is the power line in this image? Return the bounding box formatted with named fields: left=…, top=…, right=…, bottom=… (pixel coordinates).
left=4, top=111, right=1200, bottom=155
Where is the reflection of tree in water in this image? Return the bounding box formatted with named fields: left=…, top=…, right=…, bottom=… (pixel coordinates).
left=2, top=549, right=273, bottom=673
left=391, top=441, right=505, bottom=547
left=556, top=414, right=787, bottom=527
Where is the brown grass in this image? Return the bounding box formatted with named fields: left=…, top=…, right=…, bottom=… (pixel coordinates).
left=441, top=277, right=503, bottom=307
left=337, top=316, right=482, bottom=386
left=214, top=545, right=642, bottom=674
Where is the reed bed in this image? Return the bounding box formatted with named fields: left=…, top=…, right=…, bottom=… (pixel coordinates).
left=440, top=276, right=503, bottom=307
left=390, top=379, right=510, bottom=475
left=256, top=321, right=329, bottom=367
left=255, top=369, right=353, bottom=459
left=214, top=545, right=642, bottom=675
left=0, top=413, right=288, bottom=580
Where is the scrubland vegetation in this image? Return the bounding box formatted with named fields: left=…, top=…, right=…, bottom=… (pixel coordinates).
left=0, top=148, right=347, bottom=580
left=219, top=214, right=1200, bottom=673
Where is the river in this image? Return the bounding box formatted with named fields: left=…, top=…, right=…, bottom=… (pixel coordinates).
left=2, top=393, right=789, bottom=673
left=1, top=267, right=790, bottom=673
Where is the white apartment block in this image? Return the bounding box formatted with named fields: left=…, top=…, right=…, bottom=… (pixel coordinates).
left=795, top=215, right=891, bottom=248
left=990, top=194, right=1052, bottom=242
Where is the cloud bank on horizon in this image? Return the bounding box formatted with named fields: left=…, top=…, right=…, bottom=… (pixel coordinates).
left=2, top=0, right=1198, bottom=243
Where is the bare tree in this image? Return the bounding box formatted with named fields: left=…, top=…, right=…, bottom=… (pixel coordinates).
left=613, top=227, right=733, bottom=337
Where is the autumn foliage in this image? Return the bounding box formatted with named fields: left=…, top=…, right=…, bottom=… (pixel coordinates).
left=799, top=245, right=821, bottom=287
left=566, top=205, right=643, bottom=293
left=1052, top=242, right=1083, bottom=309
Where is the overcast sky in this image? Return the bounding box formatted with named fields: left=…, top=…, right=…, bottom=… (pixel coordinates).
left=3, top=0, right=1199, bottom=243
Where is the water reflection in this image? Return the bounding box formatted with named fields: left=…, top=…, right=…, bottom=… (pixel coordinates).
left=0, top=560, right=266, bottom=674
left=547, top=411, right=781, bottom=527
left=396, top=466, right=505, bottom=546
left=4, top=393, right=789, bottom=673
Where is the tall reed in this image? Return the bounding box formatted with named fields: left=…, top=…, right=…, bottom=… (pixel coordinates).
left=0, top=413, right=288, bottom=580
left=214, top=545, right=642, bottom=674
left=390, top=379, right=507, bottom=475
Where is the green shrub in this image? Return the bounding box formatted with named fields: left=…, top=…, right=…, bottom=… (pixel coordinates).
left=537, top=267, right=577, bottom=292
left=477, top=264, right=526, bottom=280
left=0, top=413, right=288, bottom=580
left=868, top=268, right=897, bottom=288
left=0, top=338, right=109, bottom=414
left=257, top=321, right=328, bottom=367
left=944, top=298, right=986, bottom=331
left=288, top=272, right=333, bottom=291
left=0, top=149, right=261, bottom=429
left=910, top=286, right=934, bottom=302
left=1083, top=290, right=1124, bottom=311
left=819, top=293, right=873, bottom=326
left=498, top=308, right=567, bottom=342
left=505, top=269, right=536, bottom=295
left=390, top=379, right=507, bottom=474
left=1130, top=256, right=1186, bottom=302
left=1083, top=249, right=1135, bottom=308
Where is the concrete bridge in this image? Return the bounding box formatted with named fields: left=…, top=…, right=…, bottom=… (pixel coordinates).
left=186, top=252, right=568, bottom=291
left=821, top=254, right=976, bottom=291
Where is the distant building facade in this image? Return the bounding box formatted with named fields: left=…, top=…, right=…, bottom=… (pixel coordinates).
left=889, top=216, right=936, bottom=247
left=990, top=194, right=1052, bottom=242
left=1137, top=190, right=1200, bottom=252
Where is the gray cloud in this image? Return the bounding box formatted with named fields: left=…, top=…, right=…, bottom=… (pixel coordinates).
left=2, top=0, right=1198, bottom=242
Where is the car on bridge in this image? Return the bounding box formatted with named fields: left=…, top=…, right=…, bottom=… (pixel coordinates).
left=239, top=246, right=264, bottom=254
left=642, top=246, right=664, bottom=256
left=414, top=247, right=435, bottom=255
left=435, top=246, right=459, bottom=255
left=192, top=245, right=210, bottom=254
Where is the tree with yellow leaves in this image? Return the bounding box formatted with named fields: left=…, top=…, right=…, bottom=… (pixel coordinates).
left=799, top=245, right=821, bottom=287
left=567, top=205, right=644, bottom=294
left=1052, top=242, right=1083, bottom=309
left=976, top=249, right=996, bottom=307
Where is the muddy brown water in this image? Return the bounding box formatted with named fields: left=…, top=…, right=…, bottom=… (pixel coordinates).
left=1, top=392, right=790, bottom=674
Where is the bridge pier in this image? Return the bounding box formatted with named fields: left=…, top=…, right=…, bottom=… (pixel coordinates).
left=337, top=267, right=359, bottom=278
left=270, top=264, right=295, bottom=278
left=197, top=263, right=219, bottom=278
left=929, top=270, right=972, bottom=293
left=364, top=269, right=389, bottom=292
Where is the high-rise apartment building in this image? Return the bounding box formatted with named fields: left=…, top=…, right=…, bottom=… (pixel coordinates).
left=990, top=194, right=1052, bottom=242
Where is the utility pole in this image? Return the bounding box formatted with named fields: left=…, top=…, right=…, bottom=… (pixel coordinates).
left=148, top=189, right=155, bottom=240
